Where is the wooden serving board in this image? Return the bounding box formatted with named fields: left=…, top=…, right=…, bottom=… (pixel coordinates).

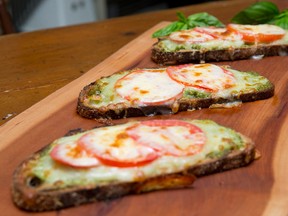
left=1, top=22, right=288, bottom=216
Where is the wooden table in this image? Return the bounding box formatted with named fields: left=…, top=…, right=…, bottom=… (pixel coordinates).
left=1, top=0, right=279, bottom=126
left=1, top=0, right=288, bottom=215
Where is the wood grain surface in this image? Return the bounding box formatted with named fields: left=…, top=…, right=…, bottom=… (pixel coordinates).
left=0, top=0, right=260, bottom=126
left=1, top=22, right=288, bottom=216
left=1, top=0, right=288, bottom=215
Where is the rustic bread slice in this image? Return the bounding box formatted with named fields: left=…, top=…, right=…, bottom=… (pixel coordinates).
left=151, top=24, right=288, bottom=65
left=12, top=119, right=256, bottom=211
left=152, top=42, right=288, bottom=65
left=77, top=64, right=274, bottom=120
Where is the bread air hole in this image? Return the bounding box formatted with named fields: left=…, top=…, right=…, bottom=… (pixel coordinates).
left=27, top=175, right=42, bottom=188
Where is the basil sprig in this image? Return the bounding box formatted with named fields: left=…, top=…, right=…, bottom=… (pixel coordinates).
left=152, top=12, right=224, bottom=38
left=269, top=9, right=288, bottom=29
left=231, top=1, right=288, bottom=29
left=152, top=1, right=288, bottom=38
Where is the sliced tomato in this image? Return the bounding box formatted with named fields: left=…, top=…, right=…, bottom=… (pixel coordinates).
left=127, top=119, right=206, bottom=156
left=169, top=29, right=215, bottom=43
left=78, top=125, right=159, bottom=167
left=194, top=26, right=226, bottom=38
left=50, top=141, right=100, bottom=168
left=166, top=64, right=236, bottom=92
left=115, top=69, right=184, bottom=105
left=227, top=24, right=285, bottom=43
left=194, top=26, right=242, bottom=41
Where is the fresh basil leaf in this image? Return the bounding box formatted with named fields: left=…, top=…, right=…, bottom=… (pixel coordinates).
left=152, top=21, right=185, bottom=38
left=231, top=1, right=279, bottom=24
left=187, top=12, right=224, bottom=28
left=180, top=23, right=189, bottom=30
left=177, top=12, right=187, bottom=23
left=152, top=12, right=223, bottom=38
left=269, top=9, right=288, bottom=29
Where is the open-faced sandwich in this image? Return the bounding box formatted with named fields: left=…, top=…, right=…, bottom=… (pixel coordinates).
left=12, top=119, right=256, bottom=211
left=77, top=63, right=274, bottom=120
left=152, top=24, right=288, bottom=64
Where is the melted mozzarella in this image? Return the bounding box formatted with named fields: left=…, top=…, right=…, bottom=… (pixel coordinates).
left=86, top=65, right=272, bottom=109
left=50, top=141, right=100, bottom=167
left=209, top=101, right=242, bottom=109
left=169, top=29, right=215, bottom=43
left=229, top=24, right=286, bottom=36
left=79, top=124, right=155, bottom=161
left=127, top=121, right=205, bottom=156
left=195, top=27, right=242, bottom=41
left=115, top=69, right=184, bottom=105
left=31, top=120, right=245, bottom=188
left=168, top=64, right=236, bottom=92
left=159, top=24, right=288, bottom=52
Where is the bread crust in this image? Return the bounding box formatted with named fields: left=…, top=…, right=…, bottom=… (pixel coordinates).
left=77, top=80, right=274, bottom=120
left=151, top=43, right=288, bottom=65
left=12, top=134, right=255, bottom=212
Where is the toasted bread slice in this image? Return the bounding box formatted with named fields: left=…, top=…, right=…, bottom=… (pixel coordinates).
left=151, top=24, right=288, bottom=65
left=77, top=64, right=274, bottom=120
left=152, top=43, right=288, bottom=65
left=12, top=119, right=256, bottom=211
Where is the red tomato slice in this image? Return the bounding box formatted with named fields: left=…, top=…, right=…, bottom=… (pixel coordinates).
left=127, top=119, right=206, bottom=156
left=169, top=29, right=215, bottom=43
left=115, top=69, right=184, bottom=105
left=78, top=126, right=159, bottom=167
left=194, top=26, right=226, bottom=38
left=227, top=24, right=285, bottom=43
left=166, top=64, right=235, bottom=92
left=50, top=142, right=100, bottom=168
left=194, top=27, right=242, bottom=41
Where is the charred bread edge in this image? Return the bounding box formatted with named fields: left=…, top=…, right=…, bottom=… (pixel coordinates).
left=76, top=79, right=275, bottom=120
left=12, top=128, right=255, bottom=212
left=151, top=43, right=288, bottom=64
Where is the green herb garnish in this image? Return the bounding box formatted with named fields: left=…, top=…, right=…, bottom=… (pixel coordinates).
left=231, top=1, right=288, bottom=29
left=152, top=1, right=288, bottom=38
left=152, top=12, right=224, bottom=38
left=269, top=9, right=288, bottom=29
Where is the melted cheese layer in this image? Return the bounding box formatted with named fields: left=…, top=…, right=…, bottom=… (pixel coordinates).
left=115, top=69, right=184, bottom=105
left=85, top=67, right=273, bottom=109
left=31, top=120, right=245, bottom=189
left=158, top=29, right=288, bottom=52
